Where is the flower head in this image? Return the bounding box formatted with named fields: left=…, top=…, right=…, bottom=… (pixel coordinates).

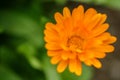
left=44, top=5, right=117, bottom=76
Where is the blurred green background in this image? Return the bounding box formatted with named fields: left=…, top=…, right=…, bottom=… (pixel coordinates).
left=0, top=0, right=120, bottom=80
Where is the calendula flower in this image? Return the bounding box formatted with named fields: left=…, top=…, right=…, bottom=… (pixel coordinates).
left=44, top=5, right=117, bottom=76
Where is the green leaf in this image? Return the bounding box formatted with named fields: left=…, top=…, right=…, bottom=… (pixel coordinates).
left=94, top=0, right=107, bottom=5
left=0, top=25, right=4, bottom=33
left=0, top=46, right=16, bottom=64
left=27, top=56, right=42, bottom=70
left=107, top=0, right=120, bottom=10
left=0, top=11, right=44, bottom=47
left=55, top=0, right=67, bottom=5
left=0, top=65, right=22, bottom=80
left=17, top=43, right=43, bottom=70
left=43, top=57, right=62, bottom=80
left=17, top=43, right=35, bottom=56
left=74, top=0, right=93, bottom=3
left=74, top=0, right=120, bottom=10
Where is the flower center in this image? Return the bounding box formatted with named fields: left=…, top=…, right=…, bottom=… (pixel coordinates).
left=67, top=36, right=83, bottom=53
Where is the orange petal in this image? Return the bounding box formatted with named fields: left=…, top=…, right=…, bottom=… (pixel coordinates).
left=51, top=55, right=61, bottom=64
left=63, top=7, right=71, bottom=18
left=95, top=32, right=111, bottom=41
left=55, top=24, right=66, bottom=37
left=78, top=54, right=87, bottom=61
left=90, top=23, right=109, bottom=37
left=72, top=5, right=84, bottom=17
left=47, top=50, right=62, bottom=57
left=69, top=59, right=76, bottom=72
left=88, top=14, right=107, bottom=29
left=84, top=60, right=92, bottom=66
left=85, top=39, right=103, bottom=49
left=44, top=30, right=59, bottom=42
left=84, top=8, right=97, bottom=25
left=45, top=22, right=56, bottom=30
left=63, top=18, right=73, bottom=37
left=44, top=36, right=59, bottom=43
left=93, top=45, right=115, bottom=52
left=98, top=14, right=107, bottom=25
left=72, top=5, right=84, bottom=26
left=85, top=52, right=94, bottom=59
left=86, top=13, right=102, bottom=30
left=85, top=8, right=97, bottom=17
left=74, top=60, right=82, bottom=76
left=89, top=14, right=107, bottom=30
left=69, top=52, right=76, bottom=59
left=104, top=36, right=117, bottom=44
left=95, top=52, right=106, bottom=58
left=57, top=60, right=68, bottom=73
left=54, top=12, right=63, bottom=23
left=86, top=50, right=106, bottom=59
left=61, top=51, right=70, bottom=60
left=93, top=51, right=106, bottom=58
left=77, top=5, right=84, bottom=15
left=45, top=23, right=59, bottom=35
left=91, top=58, right=102, bottom=68
left=44, top=23, right=59, bottom=42
left=45, top=43, right=62, bottom=50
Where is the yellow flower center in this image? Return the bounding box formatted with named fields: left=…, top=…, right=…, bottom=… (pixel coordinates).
left=67, top=36, right=83, bottom=53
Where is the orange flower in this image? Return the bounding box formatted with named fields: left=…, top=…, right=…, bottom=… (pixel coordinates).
left=44, top=5, right=117, bottom=76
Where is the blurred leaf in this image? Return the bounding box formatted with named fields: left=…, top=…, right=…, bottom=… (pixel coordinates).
left=17, top=43, right=43, bottom=70
left=74, top=0, right=120, bottom=10
left=94, top=0, right=120, bottom=10
left=0, top=65, right=22, bottom=80
left=0, top=46, right=16, bottom=64
left=0, top=25, right=4, bottom=33
left=0, top=12, right=36, bottom=36
left=27, top=56, right=42, bottom=70
left=107, top=0, right=120, bottom=10
left=75, top=0, right=93, bottom=3
left=17, top=43, right=35, bottom=56
left=43, top=57, right=62, bottom=80
left=40, top=16, right=49, bottom=24
left=61, top=64, right=93, bottom=80
left=55, top=0, right=67, bottom=5
left=94, top=0, right=107, bottom=5
left=0, top=11, right=44, bottom=47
